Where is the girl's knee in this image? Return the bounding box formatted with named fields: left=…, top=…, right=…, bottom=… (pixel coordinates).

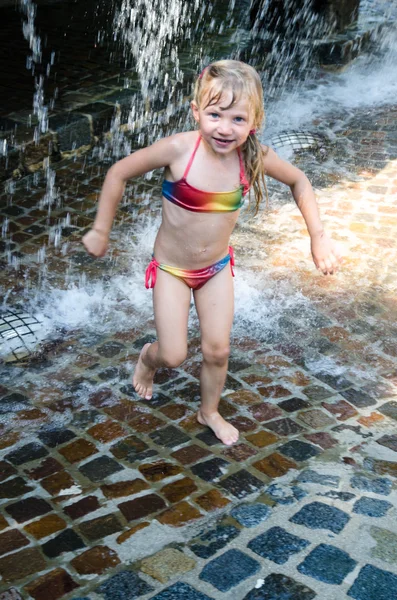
left=158, top=348, right=187, bottom=369
left=202, top=342, right=230, bottom=365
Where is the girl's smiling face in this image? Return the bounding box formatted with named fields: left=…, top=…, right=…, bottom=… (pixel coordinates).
left=192, top=89, right=253, bottom=155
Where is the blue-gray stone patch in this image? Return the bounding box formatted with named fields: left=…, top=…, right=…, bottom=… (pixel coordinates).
left=290, top=501, right=350, bottom=533
left=230, top=503, right=271, bottom=527
left=199, top=549, right=260, bottom=592
left=248, top=526, right=310, bottom=564
left=298, top=543, right=357, bottom=584
left=353, top=497, right=393, bottom=517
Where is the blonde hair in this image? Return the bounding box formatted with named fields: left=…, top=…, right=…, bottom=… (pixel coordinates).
left=193, top=59, right=268, bottom=214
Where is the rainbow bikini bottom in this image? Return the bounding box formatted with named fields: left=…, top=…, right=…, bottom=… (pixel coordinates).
left=145, top=246, right=235, bottom=291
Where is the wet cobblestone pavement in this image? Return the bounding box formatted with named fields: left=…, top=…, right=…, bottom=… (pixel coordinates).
left=0, top=96, right=396, bottom=599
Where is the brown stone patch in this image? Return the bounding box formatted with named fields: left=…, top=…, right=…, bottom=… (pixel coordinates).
left=101, top=479, right=149, bottom=499
left=63, top=496, right=100, bottom=520
left=297, top=409, right=336, bottom=429
left=87, top=420, right=128, bottom=443
left=258, top=385, right=292, bottom=399
left=222, top=443, right=258, bottom=462
left=0, top=547, right=47, bottom=583
left=159, top=404, right=188, bottom=420
left=0, top=432, right=20, bottom=450
left=0, top=515, right=9, bottom=531
left=118, top=494, right=166, bottom=521
left=358, top=412, right=385, bottom=427
left=226, top=389, right=262, bottom=405
left=219, top=398, right=238, bottom=417
left=282, top=372, right=311, bottom=387
left=228, top=416, right=257, bottom=432
left=322, top=400, right=358, bottom=421
left=320, top=326, right=350, bottom=343
left=24, top=514, right=67, bottom=540
left=130, top=414, right=166, bottom=433
left=160, top=477, right=198, bottom=503
left=304, top=431, right=338, bottom=449
left=241, top=374, right=273, bottom=386
left=116, top=522, right=150, bottom=544
left=0, top=529, right=30, bottom=557
left=157, top=501, right=202, bottom=527
left=179, top=414, right=203, bottom=432
left=24, top=568, right=79, bottom=600
left=26, top=458, right=63, bottom=480
left=246, top=430, right=279, bottom=448
left=70, top=545, right=120, bottom=575
left=78, top=514, right=124, bottom=541
left=250, top=403, right=283, bottom=422
left=256, top=355, right=292, bottom=370
left=40, top=471, right=75, bottom=495
left=253, top=453, right=297, bottom=478
left=171, top=444, right=211, bottom=465
left=110, top=435, right=148, bottom=460
left=139, top=461, right=182, bottom=482
left=0, top=461, right=17, bottom=482
left=58, top=438, right=98, bottom=463
left=194, top=489, right=230, bottom=511
left=104, top=400, right=145, bottom=422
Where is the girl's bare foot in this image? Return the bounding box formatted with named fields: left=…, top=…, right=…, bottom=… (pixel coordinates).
left=133, top=343, right=156, bottom=400
left=197, top=410, right=239, bottom=446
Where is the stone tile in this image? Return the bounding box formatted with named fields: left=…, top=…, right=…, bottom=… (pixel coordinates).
left=278, top=440, right=321, bottom=461
left=171, top=444, right=211, bottom=465
left=364, top=457, right=397, bottom=477
left=110, top=435, right=148, bottom=461
left=350, top=474, right=392, bottom=495
left=358, top=412, right=385, bottom=427
left=87, top=420, right=127, bottom=443
left=130, top=413, right=166, bottom=433
left=340, top=388, right=376, bottom=408
left=159, top=404, right=188, bottom=420
left=220, top=469, right=263, bottom=498
left=0, top=515, right=9, bottom=531
left=243, top=573, right=316, bottom=599
left=222, top=443, right=258, bottom=462
left=304, top=431, right=338, bottom=449
left=298, top=543, right=357, bottom=584
left=101, top=479, right=150, bottom=499
left=5, top=497, right=52, bottom=523
left=24, top=514, right=66, bottom=539
left=157, top=501, right=202, bottom=526
left=160, top=477, right=198, bottom=503
left=24, top=568, right=79, bottom=600
left=79, top=455, right=124, bottom=481
left=315, top=372, right=352, bottom=391
left=195, top=429, right=223, bottom=446
left=42, top=528, right=86, bottom=558
left=278, top=397, right=311, bottom=412
left=5, top=442, right=48, bottom=465
left=249, top=403, right=283, bottom=422
left=303, top=385, right=335, bottom=400
left=226, top=389, right=262, bottom=405
left=140, top=548, right=196, bottom=583
left=348, top=564, right=397, bottom=600
left=246, top=430, right=279, bottom=448
left=150, top=425, right=191, bottom=448
left=70, top=545, right=120, bottom=575
left=297, top=409, right=336, bottom=428
left=190, top=524, right=240, bottom=559
left=194, top=489, right=230, bottom=511
left=0, top=476, right=33, bottom=499
left=266, top=483, right=307, bottom=505
left=139, top=461, right=183, bottom=482
left=0, top=547, right=47, bottom=583
left=0, top=433, right=21, bottom=451
left=290, top=501, right=350, bottom=533
left=191, top=458, right=230, bottom=482
left=258, top=385, right=292, bottom=399
left=377, top=433, right=397, bottom=452
left=96, top=570, right=154, bottom=600
left=230, top=503, right=271, bottom=527
left=253, top=453, right=297, bottom=478
left=322, top=399, right=358, bottom=421
left=353, top=496, right=393, bottom=517
left=378, top=401, right=397, bottom=420
left=199, top=549, right=260, bottom=592
left=264, top=418, right=305, bottom=436
left=118, top=494, right=166, bottom=521
left=0, top=588, right=23, bottom=600
left=242, top=374, right=273, bottom=386
left=248, top=526, right=309, bottom=564
left=228, top=416, right=257, bottom=431
left=40, top=470, right=76, bottom=495
left=104, top=400, right=145, bottom=422
left=26, top=457, right=63, bottom=480
left=78, top=513, right=124, bottom=541
left=63, top=495, right=101, bottom=519
left=58, top=438, right=98, bottom=463
left=297, top=469, right=340, bottom=487
left=0, top=461, right=17, bottom=482
left=37, top=427, right=76, bottom=447
left=370, top=527, right=397, bottom=564
left=0, top=529, right=30, bottom=557
left=320, top=490, right=356, bottom=501
left=151, top=582, right=214, bottom=599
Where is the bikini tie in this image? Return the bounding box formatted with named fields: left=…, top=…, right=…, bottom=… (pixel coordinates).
left=229, top=245, right=235, bottom=276
left=145, top=258, right=159, bottom=289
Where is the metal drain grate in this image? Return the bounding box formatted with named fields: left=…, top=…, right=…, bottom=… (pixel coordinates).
left=270, top=130, right=328, bottom=153
left=0, top=311, right=43, bottom=362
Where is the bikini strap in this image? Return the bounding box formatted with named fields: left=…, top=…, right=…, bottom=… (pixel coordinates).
left=182, top=134, right=201, bottom=179
left=237, top=147, right=250, bottom=195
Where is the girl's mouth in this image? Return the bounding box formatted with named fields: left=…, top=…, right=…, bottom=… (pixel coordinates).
left=213, top=138, right=233, bottom=147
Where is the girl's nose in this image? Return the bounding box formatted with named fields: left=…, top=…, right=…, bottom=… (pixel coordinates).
left=217, top=121, right=233, bottom=136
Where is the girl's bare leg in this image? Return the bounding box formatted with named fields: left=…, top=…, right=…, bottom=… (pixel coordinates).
left=133, top=269, right=191, bottom=399
left=193, top=264, right=238, bottom=446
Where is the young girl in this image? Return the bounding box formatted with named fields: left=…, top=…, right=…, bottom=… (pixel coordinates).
left=83, top=60, right=342, bottom=446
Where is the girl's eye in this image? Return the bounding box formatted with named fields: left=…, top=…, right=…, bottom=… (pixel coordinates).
left=234, top=117, right=245, bottom=123
left=210, top=113, right=219, bottom=118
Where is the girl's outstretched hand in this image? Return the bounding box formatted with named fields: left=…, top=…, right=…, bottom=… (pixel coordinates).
left=310, top=231, right=343, bottom=275
left=82, top=228, right=109, bottom=257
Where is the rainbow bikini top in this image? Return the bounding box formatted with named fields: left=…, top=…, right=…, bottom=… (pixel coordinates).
left=162, top=135, right=250, bottom=213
